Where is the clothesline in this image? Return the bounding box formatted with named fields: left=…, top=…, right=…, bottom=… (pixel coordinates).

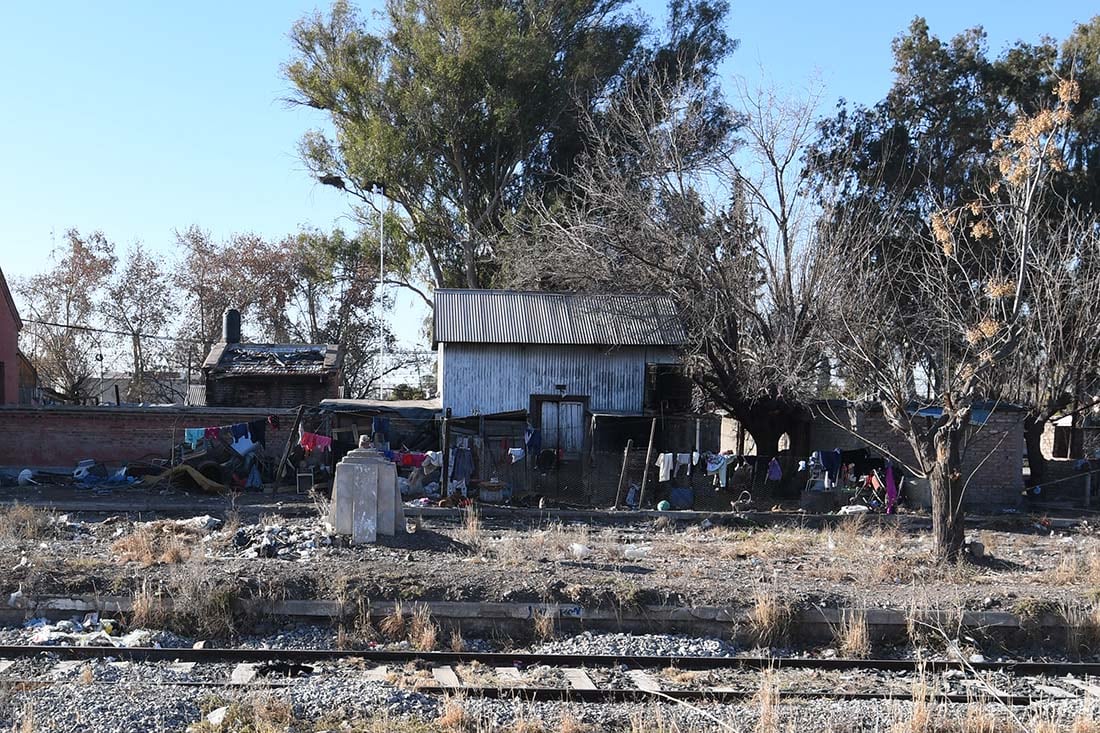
left=183, top=417, right=272, bottom=451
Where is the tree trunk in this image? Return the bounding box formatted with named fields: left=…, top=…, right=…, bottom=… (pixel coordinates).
left=929, top=426, right=966, bottom=561
left=1023, top=413, right=1047, bottom=487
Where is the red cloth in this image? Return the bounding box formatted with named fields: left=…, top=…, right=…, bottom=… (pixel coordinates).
left=300, top=432, right=331, bottom=454
left=204, top=427, right=219, bottom=440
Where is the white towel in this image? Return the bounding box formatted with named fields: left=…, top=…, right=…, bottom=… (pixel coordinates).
left=655, top=453, right=674, bottom=482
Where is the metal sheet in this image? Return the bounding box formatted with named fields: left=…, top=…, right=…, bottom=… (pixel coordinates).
left=441, top=344, right=679, bottom=417
left=433, top=290, right=685, bottom=346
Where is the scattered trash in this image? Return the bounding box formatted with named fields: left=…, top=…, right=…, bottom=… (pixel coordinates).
left=172, top=515, right=223, bottom=532
left=656, top=500, right=671, bottom=511
left=205, top=706, right=229, bottom=728
left=17, top=469, right=37, bottom=486
left=570, top=543, right=592, bottom=560
left=838, top=504, right=870, bottom=515
left=622, top=545, right=651, bottom=561
left=231, top=523, right=336, bottom=560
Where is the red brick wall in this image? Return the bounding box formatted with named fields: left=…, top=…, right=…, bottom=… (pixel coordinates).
left=0, top=405, right=295, bottom=469
left=0, top=291, right=18, bottom=406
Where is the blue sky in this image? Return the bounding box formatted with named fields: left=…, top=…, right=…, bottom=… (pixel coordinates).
left=1, top=1, right=1095, bottom=346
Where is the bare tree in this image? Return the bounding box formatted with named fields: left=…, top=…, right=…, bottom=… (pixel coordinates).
left=824, top=79, right=1088, bottom=559
left=499, top=68, right=850, bottom=453
left=16, top=230, right=116, bottom=403
left=101, top=243, right=172, bottom=402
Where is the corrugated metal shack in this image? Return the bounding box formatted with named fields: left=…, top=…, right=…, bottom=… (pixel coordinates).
left=434, top=290, right=722, bottom=507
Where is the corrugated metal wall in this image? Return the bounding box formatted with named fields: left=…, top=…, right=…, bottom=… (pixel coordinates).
left=441, top=344, right=679, bottom=417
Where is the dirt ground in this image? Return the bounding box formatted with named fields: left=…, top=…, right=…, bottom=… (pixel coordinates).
left=0, top=490, right=1097, bottom=621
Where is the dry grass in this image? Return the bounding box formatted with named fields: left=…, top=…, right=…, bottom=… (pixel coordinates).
left=79, top=664, right=95, bottom=685
left=449, top=628, right=466, bottom=653
left=409, top=604, right=438, bottom=651
left=1070, top=716, right=1100, bottom=733
left=890, top=669, right=932, bottom=733
left=380, top=601, right=407, bottom=641
left=558, top=714, right=595, bottom=733
left=959, top=706, right=998, bottom=733
left=1061, top=601, right=1100, bottom=655
left=753, top=670, right=779, bottom=733
left=748, top=582, right=790, bottom=646
left=511, top=718, right=547, bottom=733
left=458, top=505, right=483, bottom=552
left=838, top=608, right=871, bottom=658
left=249, top=694, right=293, bottom=733
left=166, top=563, right=238, bottom=639
left=0, top=504, right=57, bottom=542
left=129, top=581, right=169, bottom=629
left=111, top=526, right=194, bottom=567
left=1052, top=550, right=1100, bottom=586
left=533, top=607, right=556, bottom=642
left=18, top=702, right=33, bottom=733
left=435, top=696, right=471, bottom=731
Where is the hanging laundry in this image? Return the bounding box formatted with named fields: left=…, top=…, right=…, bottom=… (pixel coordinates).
left=231, top=423, right=249, bottom=440
left=675, top=453, right=693, bottom=477
left=451, top=448, right=474, bottom=482
left=654, top=453, right=674, bottom=482
left=885, top=463, right=898, bottom=515
left=372, top=416, right=390, bottom=438
left=766, top=457, right=782, bottom=482
left=204, top=426, right=219, bottom=441
left=231, top=434, right=256, bottom=456
left=299, top=432, right=332, bottom=454
left=706, top=454, right=730, bottom=489
left=247, top=419, right=267, bottom=447
left=184, top=428, right=205, bottom=449
left=524, top=427, right=541, bottom=454
left=424, top=451, right=443, bottom=468
left=508, top=448, right=525, bottom=464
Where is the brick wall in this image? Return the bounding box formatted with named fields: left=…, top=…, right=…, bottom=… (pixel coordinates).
left=205, top=376, right=338, bottom=409
left=808, top=406, right=1024, bottom=508
left=0, top=405, right=295, bottom=470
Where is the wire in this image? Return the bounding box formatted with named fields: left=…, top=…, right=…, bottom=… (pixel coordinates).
left=22, top=318, right=202, bottom=344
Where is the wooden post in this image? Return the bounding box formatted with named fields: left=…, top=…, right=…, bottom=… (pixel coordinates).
left=638, top=418, right=658, bottom=509
left=278, top=405, right=306, bottom=486
left=1086, top=472, right=1092, bottom=510
left=441, top=408, right=452, bottom=496
left=613, top=439, right=634, bottom=509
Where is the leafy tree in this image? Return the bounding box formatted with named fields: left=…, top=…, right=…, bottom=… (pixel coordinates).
left=16, top=230, right=116, bottom=403
left=284, top=0, right=734, bottom=293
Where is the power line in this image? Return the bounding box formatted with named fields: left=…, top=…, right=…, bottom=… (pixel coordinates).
left=22, top=318, right=202, bottom=344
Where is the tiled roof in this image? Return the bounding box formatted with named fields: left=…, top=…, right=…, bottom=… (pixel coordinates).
left=203, top=342, right=341, bottom=377
left=433, top=289, right=685, bottom=347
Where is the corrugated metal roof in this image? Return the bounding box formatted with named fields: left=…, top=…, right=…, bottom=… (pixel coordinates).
left=433, top=290, right=685, bottom=346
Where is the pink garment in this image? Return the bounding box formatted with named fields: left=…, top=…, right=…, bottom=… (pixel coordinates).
left=885, top=464, right=898, bottom=514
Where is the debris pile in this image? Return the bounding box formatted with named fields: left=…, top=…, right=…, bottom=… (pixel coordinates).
left=230, top=523, right=340, bottom=560
left=23, top=614, right=188, bottom=648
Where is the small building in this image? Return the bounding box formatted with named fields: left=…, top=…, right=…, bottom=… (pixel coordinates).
left=434, top=287, right=686, bottom=423
left=202, top=310, right=342, bottom=409
left=0, top=267, right=22, bottom=405
left=433, top=290, right=716, bottom=505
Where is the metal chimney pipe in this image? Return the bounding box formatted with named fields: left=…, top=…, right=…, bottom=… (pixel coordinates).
left=223, top=308, right=241, bottom=344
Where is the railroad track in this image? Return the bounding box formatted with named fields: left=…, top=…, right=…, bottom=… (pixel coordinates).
left=1, top=645, right=1097, bottom=706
